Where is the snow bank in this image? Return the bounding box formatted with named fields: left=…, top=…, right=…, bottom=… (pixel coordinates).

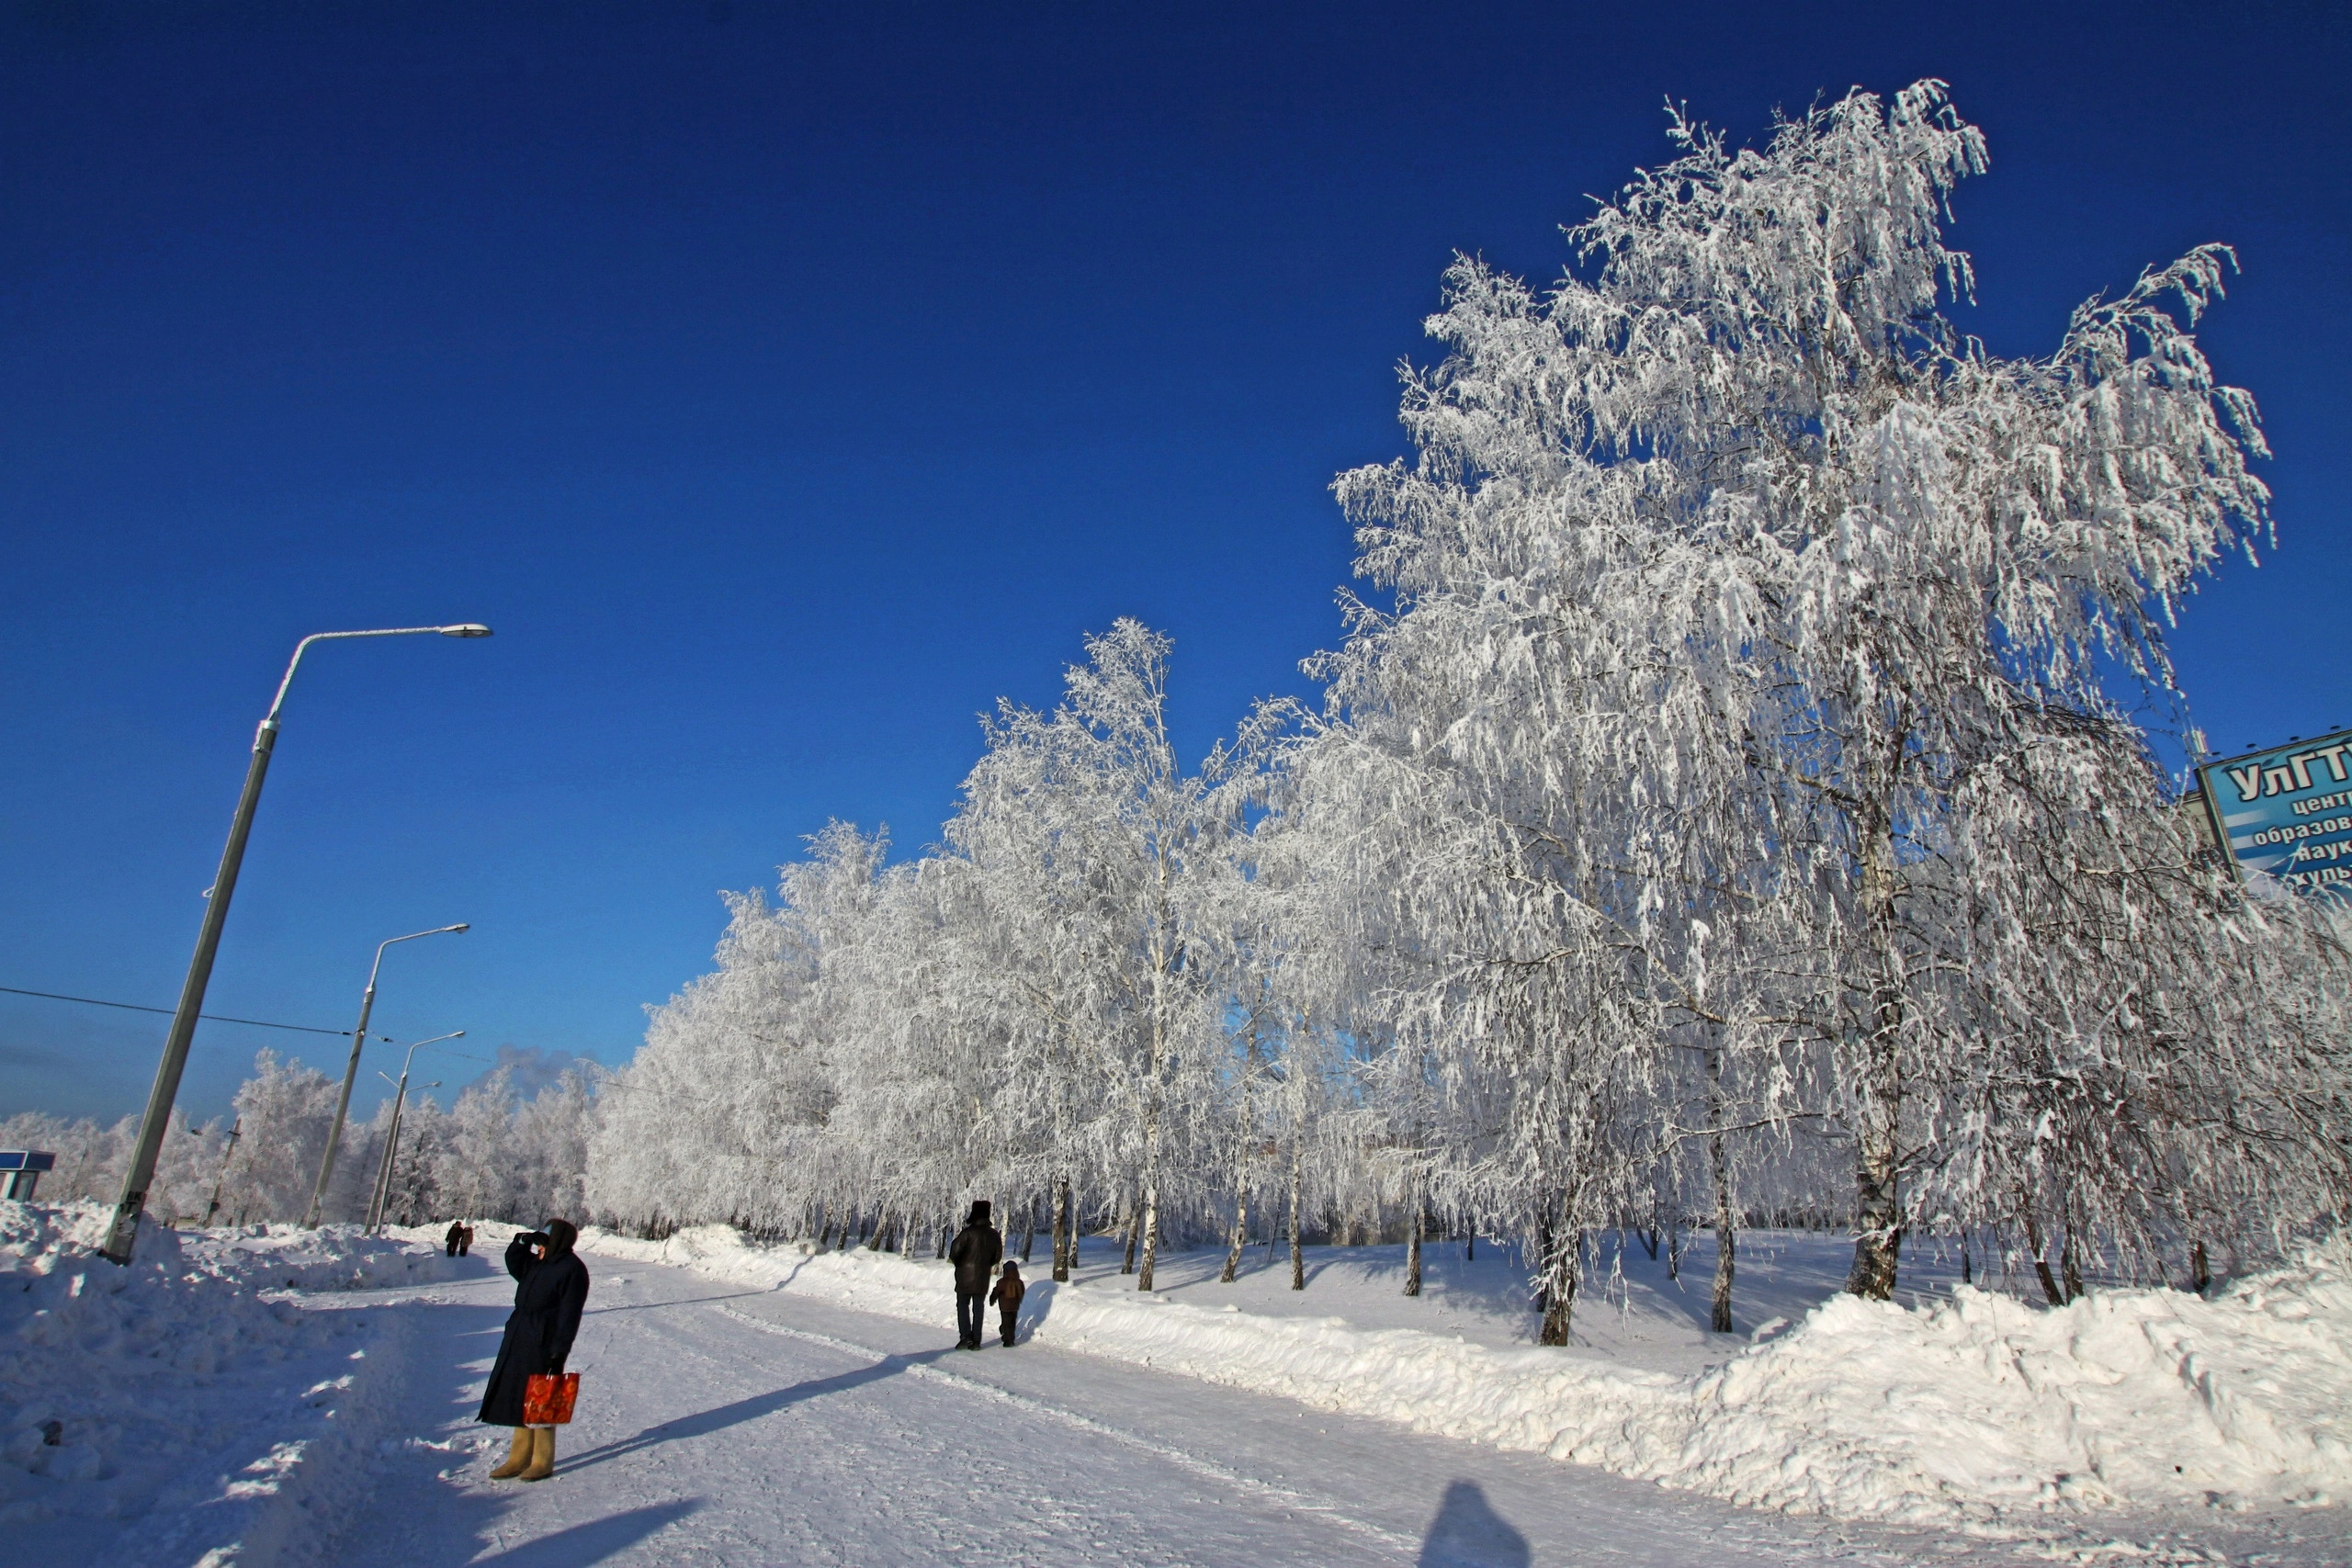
left=188, top=1221, right=467, bottom=1294
left=1, top=1201, right=456, bottom=1566
left=580, top=1224, right=2352, bottom=1530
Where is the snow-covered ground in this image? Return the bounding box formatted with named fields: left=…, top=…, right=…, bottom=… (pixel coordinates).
left=0, top=1202, right=460, bottom=1565
left=576, top=1224, right=2352, bottom=1533
left=8, top=1201, right=2348, bottom=1565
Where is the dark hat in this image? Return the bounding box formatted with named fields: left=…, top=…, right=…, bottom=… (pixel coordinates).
left=967, top=1200, right=991, bottom=1224
left=1000, top=1259, right=1020, bottom=1273
left=541, top=1218, right=579, bottom=1257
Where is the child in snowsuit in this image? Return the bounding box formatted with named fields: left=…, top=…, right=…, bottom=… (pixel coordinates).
left=988, top=1260, right=1024, bottom=1347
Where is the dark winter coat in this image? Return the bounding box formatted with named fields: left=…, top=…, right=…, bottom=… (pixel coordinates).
left=478, top=1234, right=591, bottom=1427
left=989, top=1271, right=1024, bottom=1317
left=948, top=1221, right=1001, bottom=1296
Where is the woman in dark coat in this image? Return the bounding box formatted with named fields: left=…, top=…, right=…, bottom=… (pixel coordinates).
left=481, top=1218, right=591, bottom=1482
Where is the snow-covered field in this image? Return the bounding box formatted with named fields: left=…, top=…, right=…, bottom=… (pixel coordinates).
left=7, top=1200, right=2348, bottom=1565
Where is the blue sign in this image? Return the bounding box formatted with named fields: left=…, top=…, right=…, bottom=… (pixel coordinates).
left=2198, top=728, right=2352, bottom=901
left=0, top=1152, right=55, bottom=1172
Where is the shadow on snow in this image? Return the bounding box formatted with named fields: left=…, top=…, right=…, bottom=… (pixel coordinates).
left=1418, top=1480, right=1531, bottom=1568
left=557, top=1344, right=961, bottom=1474
left=469, top=1500, right=702, bottom=1565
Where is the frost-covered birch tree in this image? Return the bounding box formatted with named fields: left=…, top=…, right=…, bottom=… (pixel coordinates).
left=946, top=620, right=1252, bottom=1291
left=1306, top=77, right=2344, bottom=1312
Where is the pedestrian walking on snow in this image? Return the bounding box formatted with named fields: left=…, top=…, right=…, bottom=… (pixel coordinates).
left=459, top=1224, right=474, bottom=1257
left=481, top=1218, right=591, bottom=1482
left=989, top=1259, right=1024, bottom=1347
left=446, top=1220, right=465, bottom=1258
left=948, top=1201, right=1001, bottom=1349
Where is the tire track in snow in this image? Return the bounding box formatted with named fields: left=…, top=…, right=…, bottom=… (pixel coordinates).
left=708, top=1302, right=1423, bottom=1558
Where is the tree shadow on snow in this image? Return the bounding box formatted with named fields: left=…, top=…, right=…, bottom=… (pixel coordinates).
left=1418, top=1481, right=1531, bottom=1568
left=558, top=1347, right=958, bottom=1473
left=469, top=1500, right=701, bottom=1566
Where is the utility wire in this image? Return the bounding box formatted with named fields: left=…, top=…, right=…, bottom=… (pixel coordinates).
left=0, top=984, right=380, bottom=1040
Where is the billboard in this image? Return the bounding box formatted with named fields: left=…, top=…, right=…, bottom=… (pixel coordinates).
left=2197, top=727, right=2352, bottom=901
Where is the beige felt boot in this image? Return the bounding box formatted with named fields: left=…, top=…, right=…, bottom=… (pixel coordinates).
left=488, top=1427, right=533, bottom=1480
left=517, top=1426, right=557, bottom=1482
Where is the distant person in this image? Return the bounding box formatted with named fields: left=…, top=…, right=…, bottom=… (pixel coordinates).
left=481, top=1219, right=591, bottom=1482
left=989, top=1258, right=1025, bottom=1347
left=459, top=1224, right=475, bottom=1257
left=948, top=1201, right=1001, bottom=1349
left=446, top=1221, right=465, bottom=1258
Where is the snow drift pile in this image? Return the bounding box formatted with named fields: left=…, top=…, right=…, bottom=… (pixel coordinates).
left=584, top=1224, right=2352, bottom=1529
left=0, top=1201, right=457, bottom=1563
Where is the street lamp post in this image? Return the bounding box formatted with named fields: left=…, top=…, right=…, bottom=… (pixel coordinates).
left=368, top=1072, right=441, bottom=1234
left=307, top=929, right=468, bottom=1228
left=366, top=1031, right=461, bottom=1233
left=99, top=624, right=492, bottom=1265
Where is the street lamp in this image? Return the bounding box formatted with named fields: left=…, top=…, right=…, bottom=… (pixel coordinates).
left=368, top=1075, right=441, bottom=1233
left=306, top=927, right=468, bottom=1227
left=99, top=624, right=493, bottom=1265
left=367, top=1031, right=458, bottom=1233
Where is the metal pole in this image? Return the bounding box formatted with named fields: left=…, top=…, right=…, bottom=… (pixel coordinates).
left=307, top=929, right=465, bottom=1228
left=368, top=1032, right=459, bottom=1231
left=203, top=1115, right=243, bottom=1227
left=368, top=1072, right=407, bottom=1234
left=99, top=624, right=492, bottom=1265
left=99, top=721, right=277, bottom=1262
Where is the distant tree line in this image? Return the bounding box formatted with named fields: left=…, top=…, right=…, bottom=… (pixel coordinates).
left=5, top=1046, right=594, bottom=1231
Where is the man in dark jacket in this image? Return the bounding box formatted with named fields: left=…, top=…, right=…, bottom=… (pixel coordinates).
left=947, top=1200, right=1001, bottom=1349
left=481, top=1218, right=591, bottom=1481
left=446, top=1220, right=465, bottom=1258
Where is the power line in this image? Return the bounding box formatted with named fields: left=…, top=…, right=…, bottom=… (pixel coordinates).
left=0, top=984, right=377, bottom=1040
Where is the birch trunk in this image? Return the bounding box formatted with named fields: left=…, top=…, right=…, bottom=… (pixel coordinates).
left=1051, top=1174, right=1072, bottom=1281
left=1137, top=1097, right=1164, bottom=1292
left=1404, top=1173, right=1424, bottom=1297
left=1844, top=792, right=1906, bottom=1301
left=1707, top=1046, right=1736, bottom=1334
left=1287, top=1140, right=1305, bottom=1291
left=1219, top=1046, right=1255, bottom=1284
left=2022, top=1204, right=2067, bottom=1307
left=1538, top=1213, right=1579, bottom=1346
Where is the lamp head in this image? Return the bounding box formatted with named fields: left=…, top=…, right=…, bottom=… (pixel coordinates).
left=437, top=624, right=493, bottom=638
left=448, top=923, right=470, bottom=933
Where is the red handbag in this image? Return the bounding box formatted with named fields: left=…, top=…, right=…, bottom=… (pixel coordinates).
left=523, top=1372, right=580, bottom=1426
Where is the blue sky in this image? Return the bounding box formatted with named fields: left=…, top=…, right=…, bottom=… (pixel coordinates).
left=4, top=2, right=2346, bottom=1123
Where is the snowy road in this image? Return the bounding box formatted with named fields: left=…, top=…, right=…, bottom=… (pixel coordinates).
left=328, top=1257, right=2336, bottom=1568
